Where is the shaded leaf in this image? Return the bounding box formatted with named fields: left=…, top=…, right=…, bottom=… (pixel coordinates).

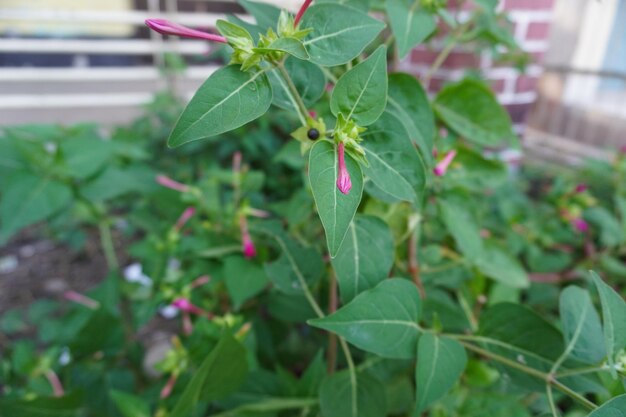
left=592, top=271, right=626, bottom=377
left=320, top=370, right=386, bottom=417
left=386, top=0, right=436, bottom=58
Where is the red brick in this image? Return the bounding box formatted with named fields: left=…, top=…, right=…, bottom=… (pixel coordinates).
left=526, top=22, right=551, bottom=40
left=503, top=0, right=555, bottom=10
left=505, top=103, right=532, bottom=124
left=516, top=75, right=538, bottom=93
left=411, top=49, right=480, bottom=69
left=490, top=78, right=507, bottom=93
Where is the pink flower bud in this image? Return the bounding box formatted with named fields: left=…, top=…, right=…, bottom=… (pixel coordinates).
left=433, top=150, right=457, bottom=177
left=620, top=145, right=626, bottom=154
left=171, top=298, right=208, bottom=316
left=45, top=371, right=64, bottom=397
left=156, top=175, right=189, bottom=192
left=174, top=207, right=196, bottom=231
left=63, top=291, right=100, bottom=310
left=572, top=218, right=589, bottom=233
left=232, top=151, right=242, bottom=174
left=160, top=374, right=178, bottom=399
left=145, top=19, right=227, bottom=43
left=294, top=0, right=313, bottom=26
left=575, top=183, right=587, bottom=193
left=239, top=215, right=257, bottom=258
left=190, top=275, right=211, bottom=288
left=309, top=110, right=318, bottom=119
left=336, top=142, right=352, bottom=195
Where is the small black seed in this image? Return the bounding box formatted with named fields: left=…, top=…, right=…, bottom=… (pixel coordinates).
left=307, top=128, right=320, bottom=140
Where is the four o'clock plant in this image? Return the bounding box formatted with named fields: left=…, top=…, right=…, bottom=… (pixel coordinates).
left=142, top=1, right=626, bottom=416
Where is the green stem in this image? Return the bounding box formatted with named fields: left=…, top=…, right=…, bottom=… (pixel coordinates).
left=276, top=61, right=309, bottom=127
left=99, top=221, right=119, bottom=271
left=456, top=291, right=478, bottom=332
left=457, top=341, right=597, bottom=410
left=339, top=337, right=358, bottom=417
left=210, top=398, right=318, bottom=417
left=320, top=66, right=338, bottom=84
left=546, top=384, right=560, bottom=417
left=424, top=17, right=474, bottom=85
left=556, top=365, right=607, bottom=378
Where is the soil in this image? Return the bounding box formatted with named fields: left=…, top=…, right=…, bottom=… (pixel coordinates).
left=0, top=226, right=127, bottom=316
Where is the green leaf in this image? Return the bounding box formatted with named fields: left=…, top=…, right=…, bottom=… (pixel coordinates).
left=309, top=279, right=422, bottom=359
left=301, top=4, right=386, bottom=66
left=387, top=73, right=435, bottom=165
left=386, top=0, right=436, bottom=59
left=308, top=140, right=364, bottom=257
left=559, top=286, right=606, bottom=364
left=223, top=256, right=269, bottom=310
left=0, top=392, right=83, bottom=417
left=361, top=110, right=427, bottom=204
left=585, top=207, right=625, bottom=247
left=254, top=221, right=324, bottom=295
left=475, top=241, right=530, bottom=289
left=216, top=19, right=254, bottom=43
left=169, top=333, right=248, bottom=417
left=591, top=271, right=626, bottom=377
left=110, top=390, right=150, bottom=417
left=445, top=145, right=508, bottom=190
left=479, top=303, right=565, bottom=361
left=414, top=333, right=467, bottom=415
left=254, top=37, right=310, bottom=60
left=59, top=137, right=113, bottom=179
left=320, top=370, right=387, bottom=417
left=239, top=0, right=281, bottom=28
left=226, top=15, right=264, bottom=39
left=331, top=46, right=388, bottom=126
left=331, top=215, right=394, bottom=303
left=0, top=172, right=72, bottom=243
left=168, top=65, right=272, bottom=147
left=268, top=57, right=325, bottom=111
left=438, top=192, right=483, bottom=260
left=587, top=394, right=626, bottom=417
left=434, top=79, right=514, bottom=147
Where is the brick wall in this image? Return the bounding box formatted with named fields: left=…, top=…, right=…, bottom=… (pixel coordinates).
left=398, top=0, right=556, bottom=133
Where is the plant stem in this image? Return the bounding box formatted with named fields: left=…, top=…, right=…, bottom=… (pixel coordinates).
left=276, top=61, right=309, bottom=127
left=556, top=365, right=607, bottom=378
left=546, top=384, right=560, bottom=417
left=320, top=66, right=338, bottom=84
left=99, top=221, right=119, bottom=271
left=457, top=341, right=597, bottom=410
left=339, top=337, right=358, bottom=417
left=327, top=270, right=338, bottom=374
left=424, top=17, right=474, bottom=86
left=408, top=230, right=425, bottom=298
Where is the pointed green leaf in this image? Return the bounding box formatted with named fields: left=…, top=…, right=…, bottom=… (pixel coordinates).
left=308, top=140, right=364, bottom=257
left=301, top=4, right=386, bottom=66
left=331, top=46, right=388, bottom=126
left=168, top=65, right=272, bottom=147
left=223, top=256, right=269, bottom=310
left=475, top=241, right=530, bottom=289
left=239, top=0, right=281, bottom=28
left=386, top=0, right=436, bottom=59
left=434, top=79, right=514, bottom=147
left=309, top=279, right=422, bottom=358
left=331, top=215, right=394, bottom=303
left=169, top=333, right=247, bottom=417
left=226, top=15, right=263, bottom=39
left=387, top=73, right=435, bottom=165
left=253, top=37, right=310, bottom=60
left=0, top=391, right=83, bottom=417
left=320, top=371, right=387, bottom=417
left=591, top=271, right=626, bottom=377
left=414, top=333, right=467, bottom=415
left=268, top=57, right=325, bottom=111
left=559, top=286, right=606, bottom=364
left=254, top=221, right=325, bottom=295
left=438, top=192, right=483, bottom=260
left=216, top=19, right=253, bottom=43
left=1, top=172, right=72, bottom=243
left=587, top=394, right=626, bottom=417
left=360, top=110, right=427, bottom=204
left=110, top=390, right=150, bottom=417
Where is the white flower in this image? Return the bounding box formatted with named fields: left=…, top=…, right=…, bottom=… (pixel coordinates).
left=123, top=263, right=153, bottom=287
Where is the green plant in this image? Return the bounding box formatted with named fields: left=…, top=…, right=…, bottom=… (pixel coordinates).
left=1, top=1, right=626, bottom=416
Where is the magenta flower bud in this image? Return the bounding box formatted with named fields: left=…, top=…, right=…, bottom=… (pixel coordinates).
left=572, top=218, right=589, bottom=233
left=433, top=150, right=457, bottom=177
left=239, top=215, right=257, bottom=258
left=575, top=183, right=587, bottom=193
left=336, top=142, right=352, bottom=195
left=160, top=374, right=178, bottom=399
left=156, top=175, right=189, bottom=192
left=309, top=110, right=318, bottom=119
left=171, top=298, right=206, bottom=316
left=145, top=19, right=227, bottom=43
left=294, top=0, right=313, bottom=26
left=174, top=207, right=196, bottom=231
left=45, top=370, right=64, bottom=397
left=63, top=291, right=100, bottom=310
